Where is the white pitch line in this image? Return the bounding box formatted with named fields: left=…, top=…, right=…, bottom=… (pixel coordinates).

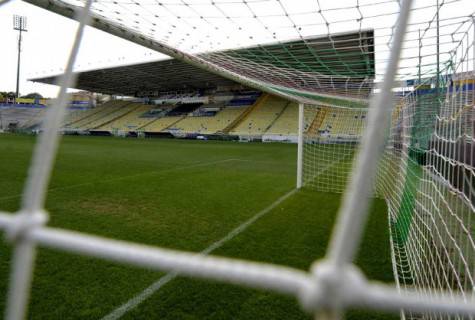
left=101, top=188, right=297, bottom=320
left=101, top=155, right=343, bottom=320
left=0, top=158, right=241, bottom=202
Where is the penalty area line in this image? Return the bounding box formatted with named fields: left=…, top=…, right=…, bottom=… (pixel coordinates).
left=101, top=188, right=297, bottom=320
left=101, top=156, right=342, bottom=320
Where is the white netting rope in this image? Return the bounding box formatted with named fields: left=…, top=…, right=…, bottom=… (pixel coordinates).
left=1, top=0, right=475, bottom=319
left=303, top=105, right=368, bottom=192
left=301, top=3, right=475, bottom=319
left=24, top=0, right=475, bottom=105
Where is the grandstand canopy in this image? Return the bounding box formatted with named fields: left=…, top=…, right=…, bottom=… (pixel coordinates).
left=31, top=30, right=374, bottom=98
left=33, top=59, right=239, bottom=96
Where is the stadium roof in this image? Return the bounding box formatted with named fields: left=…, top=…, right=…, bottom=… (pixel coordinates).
left=31, top=30, right=374, bottom=98
left=33, top=59, right=239, bottom=96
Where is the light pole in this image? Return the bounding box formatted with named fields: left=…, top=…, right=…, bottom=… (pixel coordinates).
left=13, top=15, right=27, bottom=100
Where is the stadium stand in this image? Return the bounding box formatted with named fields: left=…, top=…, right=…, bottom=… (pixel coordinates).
left=141, top=116, right=184, bottom=132
left=166, top=103, right=202, bottom=116
left=220, top=105, right=256, bottom=134
left=171, top=106, right=249, bottom=134
left=0, top=105, right=46, bottom=130
left=318, top=108, right=366, bottom=136
left=265, top=102, right=298, bottom=135
left=82, top=103, right=138, bottom=130
left=153, top=91, right=202, bottom=104
left=230, top=95, right=288, bottom=135
left=94, top=103, right=153, bottom=132
left=64, top=105, right=112, bottom=128
left=21, top=109, right=47, bottom=130
left=305, top=107, right=327, bottom=136
left=168, top=116, right=211, bottom=133
left=0, top=92, right=369, bottom=139
left=207, top=107, right=249, bottom=133
left=1, top=94, right=368, bottom=138
left=226, top=91, right=260, bottom=106
left=63, top=108, right=102, bottom=127
left=168, top=91, right=260, bottom=135
left=67, top=100, right=131, bottom=130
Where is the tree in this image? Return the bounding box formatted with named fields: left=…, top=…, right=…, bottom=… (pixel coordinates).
left=21, top=92, right=43, bottom=99
left=0, top=92, right=16, bottom=99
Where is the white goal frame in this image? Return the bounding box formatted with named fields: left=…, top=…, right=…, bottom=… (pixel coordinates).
left=0, top=0, right=474, bottom=319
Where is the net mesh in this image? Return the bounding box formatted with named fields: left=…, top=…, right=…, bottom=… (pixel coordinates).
left=303, top=105, right=367, bottom=193
left=26, top=0, right=472, bottom=105
left=3, top=0, right=475, bottom=318
left=382, top=37, right=475, bottom=319
left=300, top=2, right=475, bottom=318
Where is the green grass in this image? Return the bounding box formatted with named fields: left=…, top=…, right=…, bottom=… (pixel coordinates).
left=0, top=134, right=396, bottom=319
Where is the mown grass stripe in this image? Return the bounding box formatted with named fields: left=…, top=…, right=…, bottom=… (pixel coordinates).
left=0, top=158, right=241, bottom=202
left=101, top=188, right=297, bottom=320
left=102, top=151, right=348, bottom=320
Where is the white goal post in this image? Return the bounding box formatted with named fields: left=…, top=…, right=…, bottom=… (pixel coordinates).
left=0, top=0, right=475, bottom=319
left=297, top=103, right=304, bottom=189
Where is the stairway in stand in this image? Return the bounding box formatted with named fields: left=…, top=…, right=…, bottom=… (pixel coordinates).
left=307, top=106, right=327, bottom=136
left=220, top=93, right=269, bottom=134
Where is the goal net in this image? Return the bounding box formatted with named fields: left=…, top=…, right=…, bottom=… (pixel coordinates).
left=382, top=49, right=475, bottom=319
left=300, top=3, right=475, bottom=318
left=303, top=105, right=368, bottom=193
left=1, top=0, right=475, bottom=319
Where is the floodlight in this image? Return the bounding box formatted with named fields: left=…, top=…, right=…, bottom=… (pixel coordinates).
left=12, top=15, right=28, bottom=98
left=13, top=15, right=27, bottom=31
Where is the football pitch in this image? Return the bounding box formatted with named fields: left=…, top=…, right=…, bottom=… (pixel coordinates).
left=0, top=134, right=396, bottom=320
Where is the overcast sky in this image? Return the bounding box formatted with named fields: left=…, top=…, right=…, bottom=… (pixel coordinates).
left=0, top=0, right=473, bottom=98
left=0, top=0, right=164, bottom=97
